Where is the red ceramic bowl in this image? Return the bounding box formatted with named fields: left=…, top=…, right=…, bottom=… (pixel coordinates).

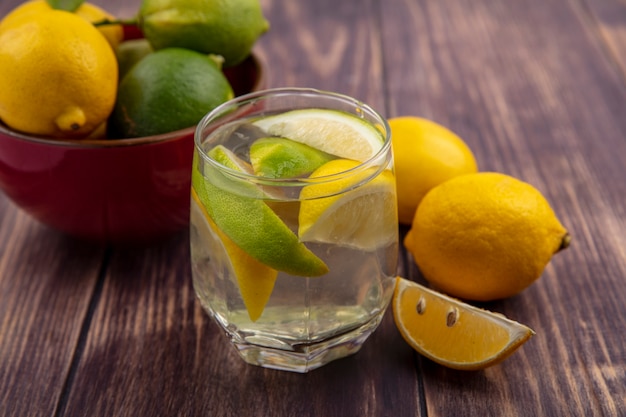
left=0, top=52, right=265, bottom=243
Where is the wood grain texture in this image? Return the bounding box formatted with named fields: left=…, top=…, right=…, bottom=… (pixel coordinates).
left=0, top=0, right=625, bottom=415
left=0, top=202, right=105, bottom=417
left=383, top=0, right=626, bottom=415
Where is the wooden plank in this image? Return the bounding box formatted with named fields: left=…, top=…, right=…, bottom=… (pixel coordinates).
left=253, top=0, right=386, bottom=110
left=579, top=0, right=626, bottom=80
left=382, top=0, right=626, bottom=415
left=0, top=200, right=105, bottom=417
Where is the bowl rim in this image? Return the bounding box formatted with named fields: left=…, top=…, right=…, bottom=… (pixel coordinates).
left=0, top=52, right=265, bottom=149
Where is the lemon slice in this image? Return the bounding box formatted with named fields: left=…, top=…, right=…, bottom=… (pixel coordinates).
left=299, top=159, right=397, bottom=251
left=191, top=189, right=277, bottom=322
left=193, top=146, right=329, bottom=277
left=393, top=277, right=535, bottom=370
left=252, top=109, right=384, bottom=162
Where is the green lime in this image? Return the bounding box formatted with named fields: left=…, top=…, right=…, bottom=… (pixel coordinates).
left=252, top=109, right=385, bottom=162
left=192, top=145, right=329, bottom=277
left=138, top=0, right=269, bottom=67
left=108, top=47, right=234, bottom=138
left=250, top=137, right=336, bottom=178
left=115, top=38, right=153, bottom=80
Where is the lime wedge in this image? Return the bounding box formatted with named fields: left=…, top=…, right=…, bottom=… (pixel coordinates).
left=299, top=159, right=398, bottom=251
left=191, top=189, right=277, bottom=322
left=250, top=136, right=336, bottom=178
left=252, top=109, right=384, bottom=162
left=193, top=146, right=329, bottom=277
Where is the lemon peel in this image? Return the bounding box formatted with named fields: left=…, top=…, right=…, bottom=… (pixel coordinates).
left=0, top=9, right=118, bottom=138
left=404, top=172, right=570, bottom=301
left=388, top=116, right=478, bottom=225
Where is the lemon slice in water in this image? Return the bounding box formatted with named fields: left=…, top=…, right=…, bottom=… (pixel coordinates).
left=298, top=159, right=397, bottom=251
left=393, top=277, right=535, bottom=370
left=252, top=109, right=384, bottom=162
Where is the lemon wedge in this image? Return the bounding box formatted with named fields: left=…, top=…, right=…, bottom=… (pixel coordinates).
left=252, top=109, right=384, bottom=162
left=298, top=159, right=397, bottom=251
left=393, top=277, right=535, bottom=370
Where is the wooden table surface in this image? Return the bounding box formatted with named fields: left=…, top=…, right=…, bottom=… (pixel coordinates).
left=1, top=0, right=625, bottom=416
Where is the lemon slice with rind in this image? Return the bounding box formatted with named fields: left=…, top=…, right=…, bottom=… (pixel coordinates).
left=193, top=146, right=328, bottom=277
left=299, top=159, right=397, bottom=251
left=252, top=109, right=384, bottom=162
left=191, top=189, right=277, bottom=322
left=393, top=277, right=535, bottom=370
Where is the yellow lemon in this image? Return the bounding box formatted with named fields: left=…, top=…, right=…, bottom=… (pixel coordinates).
left=389, top=116, right=478, bottom=225
left=404, top=172, right=570, bottom=301
left=393, top=277, right=535, bottom=370
left=0, top=10, right=118, bottom=138
left=0, top=0, right=123, bottom=48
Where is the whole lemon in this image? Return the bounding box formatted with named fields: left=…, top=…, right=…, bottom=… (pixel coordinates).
left=138, top=0, right=270, bottom=66
left=0, top=10, right=118, bottom=138
left=0, top=0, right=123, bottom=48
left=404, top=172, right=570, bottom=301
left=389, top=117, right=478, bottom=225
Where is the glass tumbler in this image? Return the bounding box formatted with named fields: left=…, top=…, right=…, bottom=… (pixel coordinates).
left=190, top=88, right=398, bottom=372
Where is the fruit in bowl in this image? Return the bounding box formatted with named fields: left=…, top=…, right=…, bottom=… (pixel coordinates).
left=0, top=0, right=267, bottom=243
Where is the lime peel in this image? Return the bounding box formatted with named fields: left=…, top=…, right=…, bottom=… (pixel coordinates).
left=192, top=189, right=277, bottom=322
left=250, top=136, right=336, bottom=178
left=193, top=146, right=328, bottom=277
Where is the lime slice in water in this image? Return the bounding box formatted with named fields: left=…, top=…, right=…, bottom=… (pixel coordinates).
left=299, top=159, right=398, bottom=251
left=193, top=146, right=329, bottom=277
left=252, top=109, right=384, bottom=162
left=250, top=136, right=336, bottom=178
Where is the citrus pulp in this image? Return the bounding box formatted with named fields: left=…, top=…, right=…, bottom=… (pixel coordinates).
left=393, top=277, right=535, bottom=370
left=299, top=159, right=397, bottom=251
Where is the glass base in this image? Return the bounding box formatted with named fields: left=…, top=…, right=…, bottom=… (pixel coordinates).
left=231, top=313, right=385, bottom=373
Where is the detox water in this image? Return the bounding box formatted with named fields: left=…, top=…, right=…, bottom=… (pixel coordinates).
left=190, top=89, right=398, bottom=372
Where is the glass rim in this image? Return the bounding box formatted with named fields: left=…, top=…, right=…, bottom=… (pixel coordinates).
left=193, top=87, right=392, bottom=186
